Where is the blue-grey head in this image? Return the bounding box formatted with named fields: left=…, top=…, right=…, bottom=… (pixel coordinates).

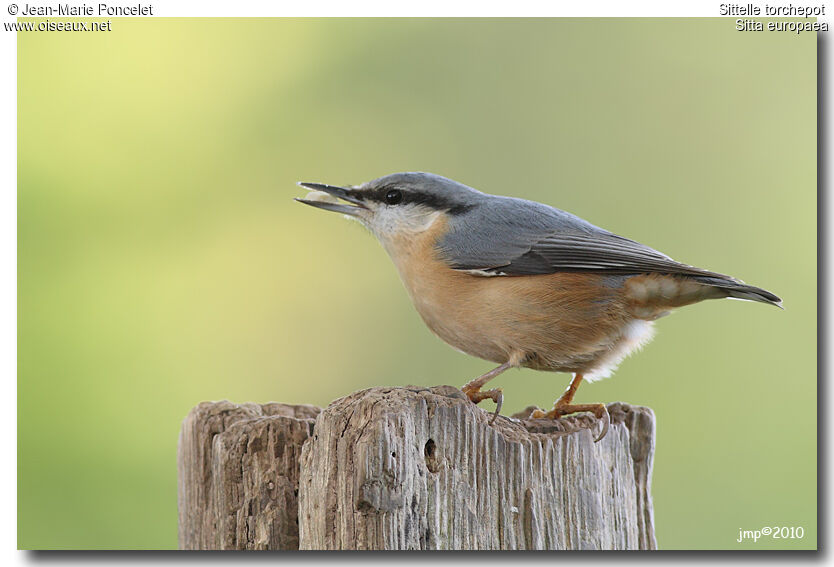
left=296, top=172, right=488, bottom=243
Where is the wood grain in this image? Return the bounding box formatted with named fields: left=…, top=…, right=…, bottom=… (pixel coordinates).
left=298, top=386, right=656, bottom=550
left=177, top=400, right=320, bottom=550
left=178, top=387, right=656, bottom=550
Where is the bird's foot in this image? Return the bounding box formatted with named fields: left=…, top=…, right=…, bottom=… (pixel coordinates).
left=531, top=402, right=610, bottom=443
left=462, top=385, right=504, bottom=425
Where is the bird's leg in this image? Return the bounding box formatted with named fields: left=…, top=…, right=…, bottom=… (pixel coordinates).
left=461, top=360, right=514, bottom=425
left=531, top=373, right=611, bottom=443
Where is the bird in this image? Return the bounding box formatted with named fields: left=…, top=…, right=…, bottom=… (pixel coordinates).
left=294, top=172, right=780, bottom=441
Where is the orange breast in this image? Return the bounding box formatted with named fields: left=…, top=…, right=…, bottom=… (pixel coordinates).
left=381, top=216, right=649, bottom=377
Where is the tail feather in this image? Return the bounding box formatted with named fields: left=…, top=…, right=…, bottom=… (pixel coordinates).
left=724, top=286, right=783, bottom=308
left=694, top=276, right=782, bottom=308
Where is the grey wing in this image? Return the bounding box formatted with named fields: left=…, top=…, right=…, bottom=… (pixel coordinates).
left=481, top=231, right=728, bottom=277
left=437, top=196, right=730, bottom=279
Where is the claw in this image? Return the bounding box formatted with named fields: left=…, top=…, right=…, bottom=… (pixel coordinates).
left=593, top=405, right=610, bottom=443
left=530, top=402, right=611, bottom=442
left=463, top=386, right=503, bottom=425
left=489, top=389, right=504, bottom=425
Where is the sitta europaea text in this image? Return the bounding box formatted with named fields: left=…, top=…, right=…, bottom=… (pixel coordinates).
left=296, top=172, right=780, bottom=441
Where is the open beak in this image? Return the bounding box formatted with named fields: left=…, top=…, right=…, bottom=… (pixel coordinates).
left=295, top=182, right=368, bottom=217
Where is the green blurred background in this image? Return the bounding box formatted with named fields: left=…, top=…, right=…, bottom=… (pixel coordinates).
left=18, top=18, right=816, bottom=550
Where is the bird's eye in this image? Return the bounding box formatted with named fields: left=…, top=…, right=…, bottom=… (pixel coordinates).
left=385, top=189, right=403, bottom=205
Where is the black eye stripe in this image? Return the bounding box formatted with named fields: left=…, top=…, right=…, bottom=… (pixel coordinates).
left=361, top=186, right=474, bottom=215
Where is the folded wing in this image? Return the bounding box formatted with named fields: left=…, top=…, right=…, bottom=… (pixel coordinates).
left=437, top=196, right=781, bottom=306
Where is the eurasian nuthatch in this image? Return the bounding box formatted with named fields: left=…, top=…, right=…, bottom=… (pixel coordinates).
left=295, top=172, right=781, bottom=441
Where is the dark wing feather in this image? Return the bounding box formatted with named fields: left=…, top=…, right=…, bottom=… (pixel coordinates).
left=492, top=232, right=728, bottom=278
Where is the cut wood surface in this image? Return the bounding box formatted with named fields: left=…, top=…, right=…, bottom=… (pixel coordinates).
left=178, top=386, right=656, bottom=550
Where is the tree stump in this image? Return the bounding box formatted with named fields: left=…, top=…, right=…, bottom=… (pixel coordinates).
left=177, top=401, right=320, bottom=550
left=177, top=386, right=656, bottom=550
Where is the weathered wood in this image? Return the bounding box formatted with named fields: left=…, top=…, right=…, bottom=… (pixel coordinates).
left=177, top=400, right=320, bottom=550
left=177, top=387, right=656, bottom=550
left=298, top=386, right=656, bottom=550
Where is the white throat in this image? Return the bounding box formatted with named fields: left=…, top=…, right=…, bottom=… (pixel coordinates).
left=367, top=205, right=443, bottom=244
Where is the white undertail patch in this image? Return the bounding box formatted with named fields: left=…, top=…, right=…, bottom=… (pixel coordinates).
left=584, top=320, right=657, bottom=382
